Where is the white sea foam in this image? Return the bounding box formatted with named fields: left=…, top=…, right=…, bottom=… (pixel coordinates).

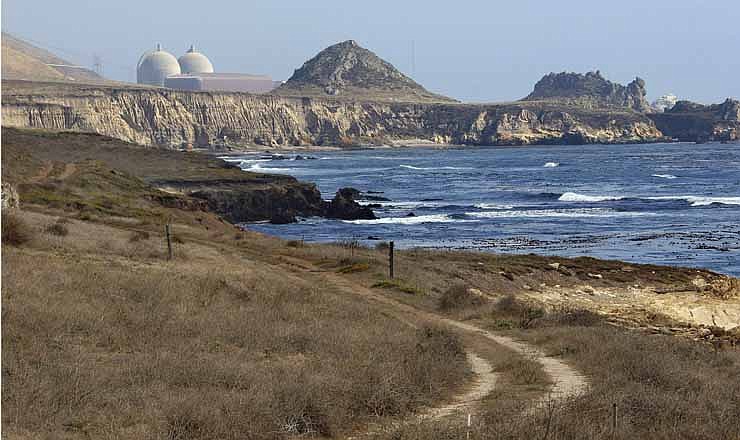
left=558, top=192, right=624, bottom=202
left=652, top=174, right=678, bottom=179
left=559, top=192, right=740, bottom=207
left=246, top=163, right=292, bottom=173
left=467, top=208, right=651, bottom=219
left=544, top=162, right=560, bottom=168
left=474, top=203, right=515, bottom=210
left=399, top=165, right=472, bottom=171
left=648, top=196, right=740, bottom=206
left=343, top=214, right=475, bottom=225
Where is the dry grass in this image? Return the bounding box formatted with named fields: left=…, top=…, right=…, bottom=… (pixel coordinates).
left=1, top=211, right=469, bottom=439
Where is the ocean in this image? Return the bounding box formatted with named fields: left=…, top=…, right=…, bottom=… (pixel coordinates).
left=225, top=142, right=740, bottom=276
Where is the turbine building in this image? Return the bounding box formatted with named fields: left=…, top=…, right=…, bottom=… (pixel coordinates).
left=136, top=44, right=281, bottom=94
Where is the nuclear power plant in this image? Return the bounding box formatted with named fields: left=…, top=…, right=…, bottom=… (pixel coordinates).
left=136, top=44, right=281, bottom=94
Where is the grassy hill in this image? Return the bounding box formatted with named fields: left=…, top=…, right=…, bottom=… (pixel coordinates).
left=2, top=32, right=107, bottom=83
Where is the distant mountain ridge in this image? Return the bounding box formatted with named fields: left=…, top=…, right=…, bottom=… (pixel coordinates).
left=523, top=71, right=650, bottom=112
left=2, top=32, right=104, bottom=83
left=275, top=40, right=455, bottom=103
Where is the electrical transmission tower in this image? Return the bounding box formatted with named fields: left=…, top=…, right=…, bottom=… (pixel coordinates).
left=92, top=54, right=104, bottom=76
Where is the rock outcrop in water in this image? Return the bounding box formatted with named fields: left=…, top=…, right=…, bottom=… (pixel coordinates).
left=649, top=98, right=740, bottom=142
left=523, top=71, right=650, bottom=113
left=1, top=81, right=665, bottom=148
left=275, top=40, right=454, bottom=104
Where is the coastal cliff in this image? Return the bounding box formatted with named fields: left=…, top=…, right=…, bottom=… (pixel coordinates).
left=1, top=128, right=372, bottom=223
left=648, top=98, right=740, bottom=142
left=2, top=81, right=664, bottom=148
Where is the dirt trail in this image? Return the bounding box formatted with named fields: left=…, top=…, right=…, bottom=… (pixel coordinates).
left=284, top=261, right=588, bottom=421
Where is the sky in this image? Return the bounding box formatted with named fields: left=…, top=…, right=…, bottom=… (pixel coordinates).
left=3, top=0, right=739, bottom=103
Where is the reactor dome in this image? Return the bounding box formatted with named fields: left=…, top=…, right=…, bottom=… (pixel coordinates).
left=178, top=45, right=214, bottom=74
left=137, top=44, right=181, bottom=86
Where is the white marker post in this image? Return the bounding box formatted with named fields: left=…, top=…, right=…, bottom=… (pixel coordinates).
left=466, top=413, right=472, bottom=440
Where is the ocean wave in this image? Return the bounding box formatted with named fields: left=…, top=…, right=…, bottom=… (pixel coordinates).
left=559, top=192, right=740, bottom=206
left=652, top=174, right=678, bottom=179
left=558, top=192, right=624, bottom=202
left=246, top=163, right=293, bottom=173
left=399, top=165, right=472, bottom=171
left=467, top=208, right=652, bottom=218
left=474, top=203, right=515, bottom=210
left=544, top=162, right=560, bottom=168
left=343, top=214, right=476, bottom=225
left=649, top=196, right=740, bottom=206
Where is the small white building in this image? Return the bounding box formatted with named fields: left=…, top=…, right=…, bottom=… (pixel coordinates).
left=653, top=94, right=679, bottom=112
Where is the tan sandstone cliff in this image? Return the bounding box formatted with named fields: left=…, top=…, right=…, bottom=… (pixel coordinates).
left=2, top=81, right=664, bottom=149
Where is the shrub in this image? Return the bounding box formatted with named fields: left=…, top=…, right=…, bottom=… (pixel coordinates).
left=286, top=239, right=303, bottom=247
left=550, top=307, right=602, bottom=327
left=2, top=212, right=32, bottom=246
left=129, top=230, right=150, bottom=243
left=437, top=282, right=484, bottom=311
left=44, top=218, right=69, bottom=236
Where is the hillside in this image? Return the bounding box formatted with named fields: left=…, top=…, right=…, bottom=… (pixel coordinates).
left=2, top=32, right=105, bottom=83
left=2, top=128, right=739, bottom=439
left=275, top=40, right=454, bottom=103
left=523, top=70, right=650, bottom=112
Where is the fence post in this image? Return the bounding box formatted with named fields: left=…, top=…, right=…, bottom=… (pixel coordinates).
left=612, top=402, right=618, bottom=434
left=466, top=413, right=472, bottom=440
left=389, top=241, right=395, bottom=279
left=165, top=224, right=173, bottom=261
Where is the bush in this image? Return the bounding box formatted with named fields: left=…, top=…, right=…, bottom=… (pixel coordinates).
left=286, top=239, right=303, bottom=247
left=437, top=283, right=484, bottom=311
left=550, top=307, right=602, bottom=327
left=129, top=230, right=150, bottom=243
left=44, top=218, right=69, bottom=236
left=2, top=212, right=32, bottom=246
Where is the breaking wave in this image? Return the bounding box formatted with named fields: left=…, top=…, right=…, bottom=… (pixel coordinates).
left=558, top=192, right=740, bottom=206
left=467, top=208, right=653, bottom=219
left=343, top=214, right=476, bottom=225
left=652, top=174, right=678, bottom=179
left=246, top=163, right=293, bottom=173
left=558, top=192, right=624, bottom=202
left=544, top=162, right=560, bottom=168
left=399, top=165, right=472, bottom=171
left=474, top=203, right=515, bottom=210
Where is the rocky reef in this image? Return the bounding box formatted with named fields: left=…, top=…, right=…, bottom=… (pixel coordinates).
left=275, top=40, right=454, bottom=104
left=1, top=80, right=665, bottom=149
left=649, top=98, right=740, bottom=142
left=523, top=71, right=650, bottom=113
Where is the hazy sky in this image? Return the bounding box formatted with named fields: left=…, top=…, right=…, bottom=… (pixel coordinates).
left=3, top=0, right=739, bottom=103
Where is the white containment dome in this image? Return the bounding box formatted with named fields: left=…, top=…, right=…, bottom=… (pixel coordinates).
left=136, top=44, right=181, bottom=86
left=178, top=45, right=214, bottom=74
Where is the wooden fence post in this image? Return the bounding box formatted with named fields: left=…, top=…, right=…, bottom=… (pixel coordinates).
left=165, top=224, right=173, bottom=261
left=389, top=241, right=395, bottom=279
left=612, top=402, right=618, bottom=434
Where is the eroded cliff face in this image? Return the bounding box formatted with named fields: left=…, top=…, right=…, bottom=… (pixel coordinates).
left=649, top=98, right=740, bottom=142
left=2, top=81, right=664, bottom=148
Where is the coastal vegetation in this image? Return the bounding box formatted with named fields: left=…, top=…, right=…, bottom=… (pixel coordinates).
left=2, top=128, right=739, bottom=440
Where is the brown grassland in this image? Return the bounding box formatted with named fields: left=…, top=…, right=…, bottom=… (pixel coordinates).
left=2, top=128, right=740, bottom=440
